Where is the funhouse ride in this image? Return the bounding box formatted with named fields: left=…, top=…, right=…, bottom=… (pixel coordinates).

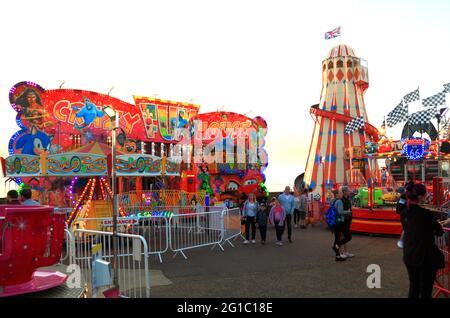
left=302, top=44, right=450, bottom=235
left=0, top=81, right=269, bottom=296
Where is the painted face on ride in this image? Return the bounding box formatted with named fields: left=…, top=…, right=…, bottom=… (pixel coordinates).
left=26, top=92, right=37, bottom=104
left=33, top=138, right=47, bottom=155
left=84, top=99, right=93, bottom=110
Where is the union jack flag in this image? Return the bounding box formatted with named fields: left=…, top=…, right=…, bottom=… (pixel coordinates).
left=325, top=27, right=341, bottom=40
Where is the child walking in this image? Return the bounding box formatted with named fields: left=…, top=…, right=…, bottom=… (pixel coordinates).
left=269, top=198, right=286, bottom=246
left=256, top=202, right=269, bottom=245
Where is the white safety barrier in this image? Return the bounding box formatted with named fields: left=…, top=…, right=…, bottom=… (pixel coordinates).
left=70, top=206, right=238, bottom=263
left=75, top=213, right=170, bottom=264
left=73, top=229, right=150, bottom=298
left=169, top=207, right=225, bottom=259
left=220, top=208, right=244, bottom=248
left=59, top=227, right=74, bottom=264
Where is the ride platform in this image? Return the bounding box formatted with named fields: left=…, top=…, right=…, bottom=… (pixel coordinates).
left=11, top=265, right=85, bottom=298
left=350, top=208, right=402, bottom=236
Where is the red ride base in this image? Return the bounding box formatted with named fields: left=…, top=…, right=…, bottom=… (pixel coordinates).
left=350, top=208, right=402, bottom=235
left=0, top=205, right=67, bottom=297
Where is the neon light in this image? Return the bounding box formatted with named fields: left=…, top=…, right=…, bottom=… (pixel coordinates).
left=401, top=137, right=429, bottom=161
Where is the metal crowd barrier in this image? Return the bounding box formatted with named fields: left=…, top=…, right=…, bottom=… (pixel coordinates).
left=434, top=227, right=450, bottom=298
left=73, top=216, right=169, bottom=264
left=59, top=227, right=74, bottom=264
left=220, top=208, right=244, bottom=248
left=169, top=207, right=225, bottom=259
left=70, top=206, right=237, bottom=262
left=64, top=207, right=245, bottom=298
left=73, top=229, right=150, bottom=298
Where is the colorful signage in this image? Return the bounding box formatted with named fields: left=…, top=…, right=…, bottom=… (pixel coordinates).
left=115, top=154, right=162, bottom=176
left=8, top=82, right=201, bottom=158
left=5, top=154, right=42, bottom=177
left=401, top=137, right=430, bottom=160
left=46, top=153, right=108, bottom=176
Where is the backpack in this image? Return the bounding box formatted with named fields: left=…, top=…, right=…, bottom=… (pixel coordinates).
left=326, top=200, right=338, bottom=230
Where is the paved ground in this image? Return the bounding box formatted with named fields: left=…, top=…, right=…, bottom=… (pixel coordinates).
left=150, top=224, right=409, bottom=298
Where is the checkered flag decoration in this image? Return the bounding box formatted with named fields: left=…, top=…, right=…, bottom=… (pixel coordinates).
left=444, top=83, right=450, bottom=93
left=345, top=116, right=365, bottom=134
left=403, top=88, right=420, bottom=104
left=408, top=107, right=438, bottom=125
left=442, top=120, right=450, bottom=139
left=386, top=101, right=408, bottom=127
left=422, top=92, right=446, bottom=108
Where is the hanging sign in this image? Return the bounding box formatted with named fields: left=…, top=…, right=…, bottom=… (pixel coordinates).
left=401, top=138, right=430, bottom=160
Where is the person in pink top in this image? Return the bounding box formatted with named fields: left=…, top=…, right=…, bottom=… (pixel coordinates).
left=269, top=197, right=286, bottom=246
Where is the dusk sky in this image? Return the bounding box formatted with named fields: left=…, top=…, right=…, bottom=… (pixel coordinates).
left=1, top=0, right=450, bottom=191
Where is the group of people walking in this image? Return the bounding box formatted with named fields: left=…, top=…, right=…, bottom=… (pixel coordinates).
left=241, top=186, right=310, bottom=246
left=329, top=181, right=449, bottom=298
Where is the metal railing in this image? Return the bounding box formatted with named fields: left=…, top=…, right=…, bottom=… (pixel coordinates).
left=75, top=210, right=172, bottom=264
left=59, top=227, right=74, bottom=264
left=64, top=207, right=245, bottom=297
left=220, top=208, right=244, bottom=248
left=73, top=229, right=150, bottom=298
left=169, top=207, right=225, bottom=259
left=434, top=227, right=450, bottom=298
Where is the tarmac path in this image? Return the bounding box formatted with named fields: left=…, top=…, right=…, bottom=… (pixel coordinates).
left=150, top=224, right=408, bottom=298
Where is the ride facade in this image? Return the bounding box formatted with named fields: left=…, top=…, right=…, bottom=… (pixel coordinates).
left=1, top=81, right=269, bottom=211
left=0, top=81, right=269, bottom=296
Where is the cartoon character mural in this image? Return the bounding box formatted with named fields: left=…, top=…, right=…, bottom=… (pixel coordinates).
left=72, top=98, right=105, bottom=130
left=213, top=175, right=224, bottom=194
left=14, top=87, right=53, bottom=130
left=117, top=130, right=142, bottom=153
left=190, top=111, right=269, bottom=204
left=15, top=126, right=53, bottom=156
left=198, top=171, right=214, bottom=196
left=176, top=110, right=189, bottom=129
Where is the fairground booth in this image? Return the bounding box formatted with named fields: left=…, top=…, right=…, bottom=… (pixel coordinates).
left=0, top=81, right=269, bottom=226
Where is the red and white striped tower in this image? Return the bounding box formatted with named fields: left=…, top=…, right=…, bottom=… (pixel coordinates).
left=304, top=44, right=379, bottom=194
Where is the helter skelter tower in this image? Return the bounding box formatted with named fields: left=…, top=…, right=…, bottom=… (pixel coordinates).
left=303, top=44, right=380, bottom=194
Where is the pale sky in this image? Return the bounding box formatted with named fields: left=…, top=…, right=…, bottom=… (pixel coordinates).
left=1, top=0, right=450, bottom=191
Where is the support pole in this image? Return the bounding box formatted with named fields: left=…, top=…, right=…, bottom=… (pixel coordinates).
left=111, top=114, right=119, bottom=293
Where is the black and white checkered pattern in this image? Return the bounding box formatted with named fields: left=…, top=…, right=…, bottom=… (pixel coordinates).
left=408, top=107, right=438, bottom=125
left=422, top=92, right=446, bottom=108
left=444, top=83, right=450, bottom=93
left=345, top=116, right=365, bottom=134
left=442, top=120, right=450, bottom=139
left=403, top=88, right=420, bottom=104
left=386, top=101, right=408, bottom=127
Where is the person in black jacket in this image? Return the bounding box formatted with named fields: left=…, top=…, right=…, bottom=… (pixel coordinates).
left=256, top=202, right=269, bottom=245
left=401, top=181, right=445, bottom=298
